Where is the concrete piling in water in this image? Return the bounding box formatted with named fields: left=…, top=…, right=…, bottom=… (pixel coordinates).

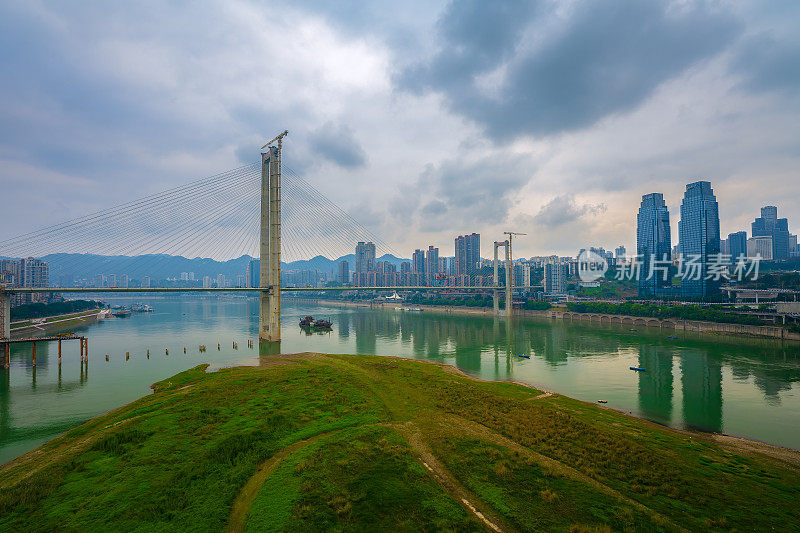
left=4, top=343, right=9, bottom=368
left=58, top=339, right=62, bottom=365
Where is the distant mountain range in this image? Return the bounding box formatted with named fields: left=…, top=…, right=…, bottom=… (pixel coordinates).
left=37, top=253, right=410, bottom=282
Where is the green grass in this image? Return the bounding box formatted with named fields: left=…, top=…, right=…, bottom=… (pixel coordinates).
left=245, top=425, right=479, bottom=532
left=1, top=354, right=799, bottom=532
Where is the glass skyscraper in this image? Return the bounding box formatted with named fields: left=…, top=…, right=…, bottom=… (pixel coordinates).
left=751, top=206, right=790, bottom=260
left=727, top=231, right=747, bottom=264
left=636, top=193, right=672, bottom=297
left=678, top=181, right=720, bottom=299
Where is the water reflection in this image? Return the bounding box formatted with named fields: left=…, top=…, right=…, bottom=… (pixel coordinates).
left=638, top=346, right=674, bottom=426
left=3, top=297, right=800, bottom=463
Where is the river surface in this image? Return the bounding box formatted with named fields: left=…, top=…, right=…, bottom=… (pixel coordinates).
left=2, top=295, right=800, bottom=464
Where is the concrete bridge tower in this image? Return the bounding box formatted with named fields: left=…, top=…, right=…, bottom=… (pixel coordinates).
left=259, top=131, right=287, bottom=344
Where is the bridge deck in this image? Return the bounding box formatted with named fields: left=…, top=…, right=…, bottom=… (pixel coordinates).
left=1, top=335, right=85, bottom=345
left=2, top=286, right=540, bottom=294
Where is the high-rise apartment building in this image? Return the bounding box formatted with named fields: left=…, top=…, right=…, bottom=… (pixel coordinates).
left=425, top=246, right=439, bottom=284
left=412, top=249, right=425, bottom=280
left=355, top=242, right=376, bottom=274
left=141, top=276, right=151, bottom=288
left=338, top=260, right=350, bottom=284
left=454, top=233, right=480, bottom=278
left=543, top=261, right=568, bottom=294
left=614, top=246, right=626, bottom=264
left=18, top=257, right=50, bottom=304
left=216, top=274, right=226, bottom=288
left=637, top=193, right=672, bottom=297
left=246, top=259, right=259, bottom=288
left=679, top=181, right=720, bottom=299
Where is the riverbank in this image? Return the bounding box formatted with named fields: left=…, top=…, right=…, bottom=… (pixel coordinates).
left=291, top=297, right=800, bottom=341
left=2, top=352, right=798, bottom=531
left=10, top=309, right=105, bottom=337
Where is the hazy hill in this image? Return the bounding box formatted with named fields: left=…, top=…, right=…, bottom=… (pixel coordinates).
left=39, top=253, right=409, bottom=282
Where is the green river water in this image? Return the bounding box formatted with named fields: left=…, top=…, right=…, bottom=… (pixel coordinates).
left=2, top=295, right=799, bottom=464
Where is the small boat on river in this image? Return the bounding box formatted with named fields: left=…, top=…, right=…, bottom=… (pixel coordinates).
left=629, top=366, right=646, bottom=372
left=298, top=316, right=333, bottom=331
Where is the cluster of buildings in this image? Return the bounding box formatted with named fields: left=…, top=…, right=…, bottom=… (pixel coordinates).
left=637, top=180, right=797, bottom=299
left=0, top=257, right=50, bottom=305
left=343, top=234, right=485, bottom=287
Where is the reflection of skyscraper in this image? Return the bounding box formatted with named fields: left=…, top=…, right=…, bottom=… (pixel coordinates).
left=637, top=193, right=671, bottom=297
left=678, top=181, right=720, bottom=299
left=680, top=350, right=723, bottom=433
left=637, top=345, right=674, bottom=425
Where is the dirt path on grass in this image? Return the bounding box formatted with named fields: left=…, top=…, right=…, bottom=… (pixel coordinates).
left=396, top=422, right=514, bottom=533
left=316, top=357, right=515, bottom=532
left=225, top=428, right=346, bottom=533
left=440, top=415, right=687, bottom=532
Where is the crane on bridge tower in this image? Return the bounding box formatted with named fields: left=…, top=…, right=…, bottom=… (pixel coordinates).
left=493, top=231, right=527, bottom=317
left=260, top=130, right=288, bottom=347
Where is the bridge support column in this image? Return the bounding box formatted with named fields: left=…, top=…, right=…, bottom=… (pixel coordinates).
left=493, top=242, right=501, bottom=316
left=505, top=239, right=513, bottom=318
left=259, top=131, right=287, bottom=346
left=493, top=241, right=510, bottom=317
left=0, top=287, right=9, bottom=343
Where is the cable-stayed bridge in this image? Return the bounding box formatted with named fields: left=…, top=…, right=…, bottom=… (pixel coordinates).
left=0, top=131, right=524, bottom=345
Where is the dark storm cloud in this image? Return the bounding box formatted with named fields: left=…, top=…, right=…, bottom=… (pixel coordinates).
left=532, top=195, right=606, bottom=227
left=393, top=152, right=534, bottom=232
left=732, top=34, right=800, bottom=95
left=308, top=122, right=367, bottom=169
left=398, top=0, right=741, bottom=139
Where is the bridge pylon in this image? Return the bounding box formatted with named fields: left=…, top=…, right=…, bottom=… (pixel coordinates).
left=259, top=130, right=288, bottom=345
left=0, top=285, right=10, bottom=342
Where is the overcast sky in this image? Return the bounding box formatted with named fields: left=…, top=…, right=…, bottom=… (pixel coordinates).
left=1, top=0, right=799, bottom=259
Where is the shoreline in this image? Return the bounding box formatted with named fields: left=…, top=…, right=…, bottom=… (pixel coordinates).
left=10, top=309, right=104, bottom=337
left=5, top=350, right=799, bottom=471
left=290, top=297, right=800, bottom=341
left=365, top=352, right=800, bottom=462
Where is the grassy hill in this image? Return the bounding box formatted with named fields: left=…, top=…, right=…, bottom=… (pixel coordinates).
left=1, top=353, right=799, bottom=532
